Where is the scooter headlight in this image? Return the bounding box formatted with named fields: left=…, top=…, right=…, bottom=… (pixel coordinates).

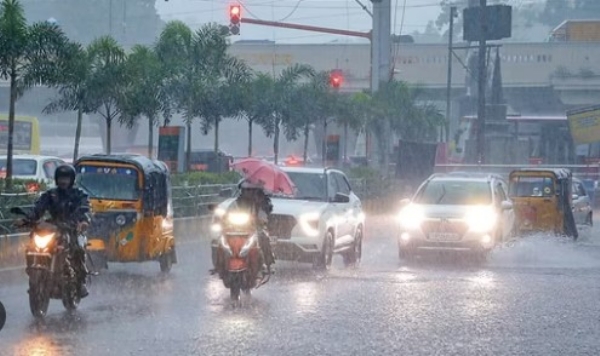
left=227, top=212, right=250, bottom=226
left=239, top=233, right=259, bottom=258
left=34, top=233, right=55, bottom=249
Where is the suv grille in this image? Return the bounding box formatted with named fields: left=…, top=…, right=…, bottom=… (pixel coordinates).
left=268, top=214, right=297, bottom=239
left=421, top=220, right=469, bottom=237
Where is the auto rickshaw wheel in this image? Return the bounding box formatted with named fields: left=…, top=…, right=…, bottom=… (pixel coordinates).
left=159, top=249, right=174, bottom=273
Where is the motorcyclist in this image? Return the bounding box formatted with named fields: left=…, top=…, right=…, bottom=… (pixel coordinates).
left=228, top=180, right=276, bottom=275
left=16, top=164, right=91, bottom=298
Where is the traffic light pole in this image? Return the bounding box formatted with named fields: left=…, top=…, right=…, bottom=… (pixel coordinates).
left=477, top=0, right=487, bottom=165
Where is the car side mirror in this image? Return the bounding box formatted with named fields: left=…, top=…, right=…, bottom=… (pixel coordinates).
left=501, top=201, right=513, bottom=210
left=333, top=193, right=350, bottom=203
left=572, top=194, right=579, bottom=200
left=218, top=188, right=233, bottom=198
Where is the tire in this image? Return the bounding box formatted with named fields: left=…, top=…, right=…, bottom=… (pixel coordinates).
left=159, top=249, right=174, bottom=273
left=343, top=227, right=362, bottom=267
left=313, top=231, right=334, bottom=271
left=62, top=260, right=80, bottom=312
left=28, top=270, right=50, bottom=318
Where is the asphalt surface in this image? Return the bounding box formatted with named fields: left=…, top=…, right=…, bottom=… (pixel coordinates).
left=1, top=216, right=600, bottom=356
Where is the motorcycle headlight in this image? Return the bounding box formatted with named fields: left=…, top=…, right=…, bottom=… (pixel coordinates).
left=299, top=212, right=320, bottom=237
left=227, top=212, right=250, bottom=226
left=214, top=207, right=226, bottom=218
left=465, top=206, right=497, bottom=232
left=115, top=214, right=126, bottom=226
left=34, top=233, right=55, bottom=249
left=397, top=204, right=424, bottom=230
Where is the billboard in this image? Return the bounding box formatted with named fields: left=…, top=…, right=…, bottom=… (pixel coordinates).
left=566, top=105, right=600, bottom=145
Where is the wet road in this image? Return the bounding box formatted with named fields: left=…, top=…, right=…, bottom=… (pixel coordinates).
left=1, top=216, right=600, bottom=355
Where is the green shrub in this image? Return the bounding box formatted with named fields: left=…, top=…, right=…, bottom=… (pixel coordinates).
left=0, top=178, right=48, bottom=233
left=170, top=171, right=241, bottom=186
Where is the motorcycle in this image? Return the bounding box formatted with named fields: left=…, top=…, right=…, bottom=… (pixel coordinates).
left=11, top=207, right=88, bottom=318
left=212, top=207, right=270, bottom=302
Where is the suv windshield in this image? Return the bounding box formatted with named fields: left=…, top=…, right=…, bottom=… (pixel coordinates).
left=414, top=180, right=492, bottom=205
left=284, top=171, right=327, bottom=201
left=0, top=159, right=37, bottom=175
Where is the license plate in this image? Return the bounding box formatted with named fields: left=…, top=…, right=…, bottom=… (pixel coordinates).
left=429, top=232, right=460, bottom=241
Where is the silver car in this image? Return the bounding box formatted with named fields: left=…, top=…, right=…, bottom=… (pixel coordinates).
left=397, top=173, right=516, bottom=261
left=572, top=178, right=593, bottom=226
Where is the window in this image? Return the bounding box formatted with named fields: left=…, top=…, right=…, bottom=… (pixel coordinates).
left=414, top=180, right=492, bottom=205
left=43, top=160, right=58, bottom=179
left=285, top=172, right=327, bottom=201
left=0, top=159, right=37, bottom=176
left=76, top=165, right=140, bottom=201
left=333, top=172, right=351, bottom=195
left=327, top=173, right=339, bottom=200
left=509, top=177, right=554, bottom=197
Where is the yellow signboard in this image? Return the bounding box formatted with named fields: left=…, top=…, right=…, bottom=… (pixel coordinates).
left=567, top=105, right=600, bottom=144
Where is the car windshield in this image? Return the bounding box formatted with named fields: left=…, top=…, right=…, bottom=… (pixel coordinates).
left=76, top=165, right=140, bottom=201
left=509, top=176, right=554, bottom=197
left=284, top=171, right=327, bottom=201
left=0, top=159, right=37, bottom=175
left=414, top=180, right=492, bottom=205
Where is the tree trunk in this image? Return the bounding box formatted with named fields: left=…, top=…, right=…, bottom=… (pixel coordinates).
left=106, top=118, right=112, bottom=155
left=303, top=122, right=310, bottom=164
left=186, top=121, right=191, bottom=172
left=343, top=121, right=348, bottom=165
left=6, top=70, right=17, bottom=190
left=73, top=106, right=83, bottom=162
left=247, top=119, right=253, bottom=157
left=273, top=118, right=280, bottom=165
left=214, top=117, right=220, bottom=173
left=148, top=116, right=154, bottom=158
left=322, top=118, right=328, bottom=168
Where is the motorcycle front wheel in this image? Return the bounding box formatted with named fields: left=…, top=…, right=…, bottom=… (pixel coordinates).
left=28, top=269, right=50, bottom=318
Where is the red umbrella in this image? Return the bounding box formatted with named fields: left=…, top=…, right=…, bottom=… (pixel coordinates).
left=231, top=158, right=296, bottom=195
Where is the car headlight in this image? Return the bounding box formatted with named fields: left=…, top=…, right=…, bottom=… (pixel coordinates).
left=299, top=212, right=320, bottom=237
left=465, top=206, right=497, bottom=232
left=214, top=207, right=226, bottom=217
left=227, top=212, right=250, bottom=226
left=397, top=204, right=424, bottom=230
left=34, top=233, right=55, bottom=249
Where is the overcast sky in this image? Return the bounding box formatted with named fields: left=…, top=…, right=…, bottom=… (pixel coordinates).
left=155, top=0, right=442, bottom=43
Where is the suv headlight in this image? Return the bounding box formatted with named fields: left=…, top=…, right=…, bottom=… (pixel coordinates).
left=397, top=204, right=424, bottom=230
left=299, top=212, right=320, bottom=237
left=465, top=206, right=497, bottom=232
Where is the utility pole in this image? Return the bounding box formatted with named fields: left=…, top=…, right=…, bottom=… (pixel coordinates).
left=371, top=0, right=391, bottom=172
left=477, top=0, right=487, bottom=164
left=445, top=6, right=457, bottom=143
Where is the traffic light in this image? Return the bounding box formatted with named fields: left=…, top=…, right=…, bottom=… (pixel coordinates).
left=329, top=69, right=344, bottom=89
left=229, top=4, right=241, bottom=35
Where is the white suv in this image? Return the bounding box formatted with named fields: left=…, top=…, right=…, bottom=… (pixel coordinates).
left=397, top=173, right=516, bottom=261
left=210, top=167, right=365, bottom=270
left=0, top=154, right=66, bottom=188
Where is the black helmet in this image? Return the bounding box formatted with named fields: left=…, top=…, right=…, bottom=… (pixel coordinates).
left=54, top=164, right=76, bottom=188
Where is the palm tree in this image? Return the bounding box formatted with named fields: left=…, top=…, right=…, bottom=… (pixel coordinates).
left=85, top=36, right=128, bottom=154
left=43, top=42, right=92, bottom=162
left=263, top=64, right=315, bottom=164
left=155, top=21, right=203, bottom=171
left=0, top=0, right=72, bottom=187
left=119, top=44, right=167, bottom=158
left=240, top=73, right=275, bottom=157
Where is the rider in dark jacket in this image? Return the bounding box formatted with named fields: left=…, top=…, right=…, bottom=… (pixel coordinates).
left=231, top=180, right=275, bottom=273
left=17, top=164, right=92, bottom=297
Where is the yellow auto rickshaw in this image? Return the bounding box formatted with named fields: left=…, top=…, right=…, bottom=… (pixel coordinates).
left=508, top=168, right=578, bottom=239
left=74, top=154, right=177, bottom=272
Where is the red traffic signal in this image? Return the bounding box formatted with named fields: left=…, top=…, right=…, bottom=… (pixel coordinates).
left=230, top=4, right=241, bottom=24
left=329, top=70, right=344, bottom=88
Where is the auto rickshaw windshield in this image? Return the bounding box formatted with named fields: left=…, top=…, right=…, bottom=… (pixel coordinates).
left=75, top=165, right=140, bottom=201
left=509, top=176, right=555, bottom=197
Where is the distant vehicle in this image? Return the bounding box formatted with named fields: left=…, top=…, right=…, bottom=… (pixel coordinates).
left=189, top=149, right=233, bottom=173
left=572, top=177, right=593, bottom=226
left=0, top=154, right=66, bottom=190
left=397, top=173, right=516, bottom=261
